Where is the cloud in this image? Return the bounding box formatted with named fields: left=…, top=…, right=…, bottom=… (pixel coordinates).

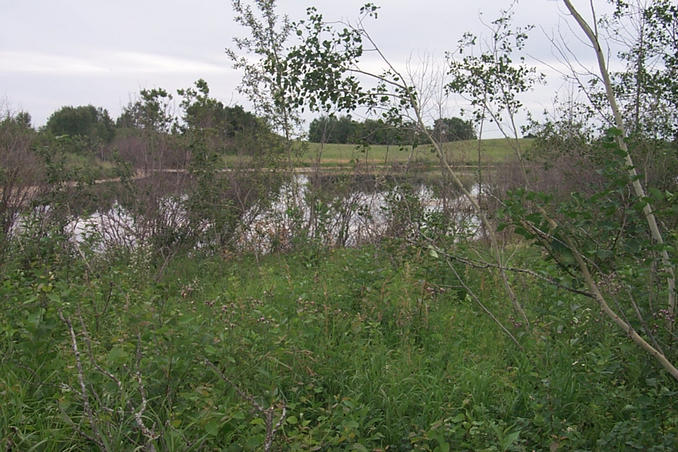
left=0, top=51, right=109, bottom=75
left=112, top=52, right=230, bottom=74
left=0, top=51, right=231, bottom=76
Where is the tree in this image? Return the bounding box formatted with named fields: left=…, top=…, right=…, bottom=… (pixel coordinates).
left=492, top=0, right=678, bottom=380
left=227, top=0, right=300, bottom=166
left=115, top=88, right=177, bottom=171
left=116, top=89, right=174, bottom=134
left=308, top=115, right=356, bottom=143
left=177, top=79, right=271, bottom=155
left=433, top=117, right=476, bottom=142
left=235, top=0, right=678, bottom=380
left=45, top=105, right=115, bottom=144
left=0, top=109, right=42, bottom=249
left=552, top=0, right=678, bottom=378
left=281, top=3, right=531, bottom=332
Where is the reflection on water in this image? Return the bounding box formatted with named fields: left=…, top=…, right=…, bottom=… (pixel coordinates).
left=59, top=174, right=480, bottom=253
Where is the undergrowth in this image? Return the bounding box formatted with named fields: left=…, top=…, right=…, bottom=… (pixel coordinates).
left=1, top=242, right=676, bottom=450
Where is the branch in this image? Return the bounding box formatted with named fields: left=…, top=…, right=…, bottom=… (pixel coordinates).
left=133, top=333, right=158, bottom=450
left=59, top=310, right=107, bottom=450
left=443, top=253, right=524, bottom=351
left=418, top=238, right=594, bottom=299
left=204, top=359, right=286, bottom=452
left=563, top=0, right=676, bottom=319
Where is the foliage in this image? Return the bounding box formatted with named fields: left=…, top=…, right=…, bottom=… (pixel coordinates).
left=308, top=115, right=446, bottom=146
left=433, top=117, right=476, bottom=142
left=604, top=0, right=678, bottom=141
left=446, top=6, right=543, bottom=136
left=177, top=79, right=272, bottom=155
left=308, top=115, right=355, bottom=143
left=116, top=88, right=174, bottom=133
left=1, top=243, right=677, bottom=450
left=45, top=105, right=115, bottom=145
left=226, top=0, right=299, bottom=143
left=0, top=110, right=40, bottom=246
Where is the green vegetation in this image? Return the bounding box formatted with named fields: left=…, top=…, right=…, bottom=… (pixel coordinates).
left=297, top=139, right=527, bottom=167
left=2, top=0, right=678, bottom=449
left=2, top=242, right=676, bottom=450
left=307, top=115, right=475, bottom=145
left=60, top=151, right=119, bottom=181
left=45, top=105, right=115, bottom=144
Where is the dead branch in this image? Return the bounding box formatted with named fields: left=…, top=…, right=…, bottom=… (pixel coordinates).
left=58, top=310, right=107, bottom=450
left=417, top=237, right=594, bottom=299
left=134, top=333, right=159, bottom=450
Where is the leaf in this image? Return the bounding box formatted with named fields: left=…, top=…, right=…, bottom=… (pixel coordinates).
left=106, top=346, right=129, bottom=366
left=500, top=430, right=521, bottom=450
left=286, top=415, right=298, bottom=425
left=450, top=413, right=465, bottom=423
left=205, top=419, right=221, bottom=436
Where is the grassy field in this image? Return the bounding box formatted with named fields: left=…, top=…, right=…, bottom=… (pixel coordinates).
left=297, top=138, right=531, bottom=167
left=220, top=138, right=531, bottom=169
left=62, top=152, right=120, bottom=181
left=2, top=243, right=675, bottom=450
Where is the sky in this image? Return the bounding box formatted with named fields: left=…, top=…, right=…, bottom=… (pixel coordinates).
left=0, top=0, right=613, bottom=135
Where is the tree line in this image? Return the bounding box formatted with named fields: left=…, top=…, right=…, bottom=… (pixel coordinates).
left=25, top=79, right=477, bottom=161
left=308, top=115, right=476, bottom=145
left=33, top=79, right=271, bottom=158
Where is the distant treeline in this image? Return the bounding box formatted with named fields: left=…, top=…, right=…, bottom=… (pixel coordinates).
left=38, top=79, right=273, bottom=157
left=308, top=115, right=476, bottom=145
left=10, top=79, right=476, bottom=165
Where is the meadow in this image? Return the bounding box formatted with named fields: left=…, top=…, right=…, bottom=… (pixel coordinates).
left=217, top=138, right=527, bottom=170
left=297, top=139, right=526, bottom=167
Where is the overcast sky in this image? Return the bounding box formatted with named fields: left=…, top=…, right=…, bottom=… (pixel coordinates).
left=0, top=1, right=612, bottom=135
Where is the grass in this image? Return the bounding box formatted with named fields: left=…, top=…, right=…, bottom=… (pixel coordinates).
left=298, top=138, right=531, bottom=166
left=1, top=241, right=676, bottom=450
left=219, top=138, right=533, bottom=169
left=63, top=152, right=119, bottom=181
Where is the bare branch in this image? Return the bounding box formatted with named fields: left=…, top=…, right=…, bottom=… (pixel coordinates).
left=205, top=359, right=286, bottom=452
left=59, top=310, right=107, bottom=450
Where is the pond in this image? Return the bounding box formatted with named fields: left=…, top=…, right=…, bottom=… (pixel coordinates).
left=19, top=172, right=481, bottom=253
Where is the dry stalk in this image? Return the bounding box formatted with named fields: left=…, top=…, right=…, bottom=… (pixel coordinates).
left=444, top=257, right=524, bottom=350
left=134, top=333, right=159, bottom=451
left=417, top=237, right=595, bottom=299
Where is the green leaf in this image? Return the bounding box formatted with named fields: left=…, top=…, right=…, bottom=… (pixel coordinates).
left=106, top=346, right=129, bottom=366
left=450, top=413, right=465, bottom=423
left=205, top=419, right=221, bottom=436
left=500, top=430, right=521, bottom=450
